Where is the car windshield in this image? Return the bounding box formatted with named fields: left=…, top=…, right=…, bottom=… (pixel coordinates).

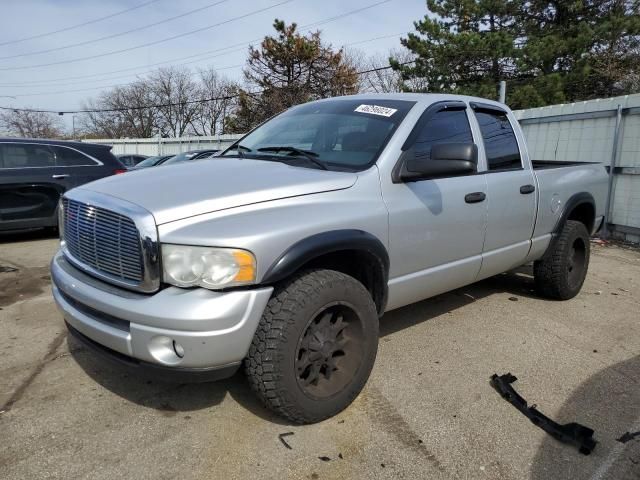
left=162, top=151, right=198, bottom=165
left=135, top=156, right=163, bottom=168
left=221, top=98, right=416, bottom=171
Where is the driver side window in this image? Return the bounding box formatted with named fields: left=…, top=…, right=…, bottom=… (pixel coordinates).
left=414, top=109, right=473, bottom=160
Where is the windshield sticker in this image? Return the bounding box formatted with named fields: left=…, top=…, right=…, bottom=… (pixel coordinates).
left=354, top=104, right=398, bottom=117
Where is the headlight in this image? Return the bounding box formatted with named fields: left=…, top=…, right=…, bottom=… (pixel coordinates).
left=162, top=244, right=256, bottom=289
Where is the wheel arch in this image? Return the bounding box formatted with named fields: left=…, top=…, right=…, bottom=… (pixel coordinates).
left=557, top=192, right=596, bottom=235
left=261, top=230, right=389, bottom=315
left=542, top=192, right=596, bottom=259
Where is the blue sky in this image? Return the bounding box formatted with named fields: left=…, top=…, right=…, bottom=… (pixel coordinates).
left=0, top=0, right=428, bottom=127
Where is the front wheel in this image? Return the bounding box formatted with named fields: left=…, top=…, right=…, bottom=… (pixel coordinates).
left=245, top=269, right=379, bottom=424
left=534, top=220, right=590, bottom=300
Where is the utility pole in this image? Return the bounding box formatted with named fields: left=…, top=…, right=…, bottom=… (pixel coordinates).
left=498, top=81, right=506, bottom=103
left=601, top=104, right=623, bottom=239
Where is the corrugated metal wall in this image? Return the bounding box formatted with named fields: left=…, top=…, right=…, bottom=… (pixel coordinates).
left=87, top=134, right=243, bottom=156
left=514, top=93, right=640, bottom=243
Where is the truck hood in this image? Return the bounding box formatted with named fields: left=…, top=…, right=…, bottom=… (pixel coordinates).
left=79, top=158, right=358, bottom=224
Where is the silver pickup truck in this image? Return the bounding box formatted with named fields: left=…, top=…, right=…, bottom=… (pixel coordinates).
left=51, top=94, right=608, bottom=423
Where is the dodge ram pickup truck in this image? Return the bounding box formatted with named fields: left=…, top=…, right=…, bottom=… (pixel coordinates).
left=51, top=94, right=608, bottom=424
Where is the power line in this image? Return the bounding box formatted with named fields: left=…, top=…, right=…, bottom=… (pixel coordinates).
left=0, top=42, right=252, bottom=87
left=346, top=31, right=411, bottom=47
left=2, top=31, right=408, bottom=98
left=0, top=0, right=295, bottom=72
left=0, top=62, right=414, bottom=115
left=0, top=0, right=231, bottom=60
left=298, top=0, right=391, bottom=29
left=6, top=64, right=244, bottom=98
left=0, top=0, right=158, bottom=47
left=0, top=0, right=397, bottom=89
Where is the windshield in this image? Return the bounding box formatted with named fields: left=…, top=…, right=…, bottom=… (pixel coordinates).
left=221, top=98, right=415, bottom=171
left=135, top=156, right=163, bottom=168
left=162, top=151, right=198, bottom=165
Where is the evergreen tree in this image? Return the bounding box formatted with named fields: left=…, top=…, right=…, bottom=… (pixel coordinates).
left=393, top=0, right=640, bottom=109
left=391, top=0, right=521, bottom=100
left=226, top=20, right=358, bottom=131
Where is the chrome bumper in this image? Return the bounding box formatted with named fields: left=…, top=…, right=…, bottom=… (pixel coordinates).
left=51, top=250, right=273, bottom=370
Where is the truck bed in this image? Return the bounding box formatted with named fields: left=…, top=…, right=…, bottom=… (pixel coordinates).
left=532, top=160, right=602, bottom=170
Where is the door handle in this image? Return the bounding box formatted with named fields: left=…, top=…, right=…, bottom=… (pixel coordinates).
left=520, top=184, right=535, bottom=194
left=52, top=174, right=70, bottom=179
left=464, top=192, right=486, bottom=204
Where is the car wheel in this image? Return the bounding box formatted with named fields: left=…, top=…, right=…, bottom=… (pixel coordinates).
left=245, top=269, right=379, bottom=424
left=534, top=220, right=590, bottom=300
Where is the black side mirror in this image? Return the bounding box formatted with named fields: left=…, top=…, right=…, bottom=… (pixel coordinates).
left=398, top=143, right=478, bottom=182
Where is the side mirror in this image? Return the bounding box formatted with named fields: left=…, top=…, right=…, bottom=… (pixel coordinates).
left=399, top=143, right=478, bottom=182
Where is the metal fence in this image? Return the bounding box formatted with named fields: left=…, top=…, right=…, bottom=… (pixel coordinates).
left=87, top=93, right=640, bottom=244
left=87, top=134, right=243, bottom=156
left=514, top=93, right=640, bottom=243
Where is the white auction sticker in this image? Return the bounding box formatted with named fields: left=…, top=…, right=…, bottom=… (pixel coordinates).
left=354, top=104, right=398, bottom=117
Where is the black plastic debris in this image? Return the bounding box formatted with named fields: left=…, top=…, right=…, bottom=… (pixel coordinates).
left=508, top=296, right=519, bottom=302
left=278, top=432, right=294, bottom=450
left=318, top=456, right=331, bottom=462
left=490, top=373, right=597, bottom=455
left=616, top=431, right=640, bottom=444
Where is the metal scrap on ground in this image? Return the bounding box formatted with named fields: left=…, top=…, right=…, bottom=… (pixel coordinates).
left=490, top=373, right=597, bottom=455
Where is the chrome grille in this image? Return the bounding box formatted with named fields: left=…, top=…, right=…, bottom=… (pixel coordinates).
left=62, top=198, right=144, bottom=283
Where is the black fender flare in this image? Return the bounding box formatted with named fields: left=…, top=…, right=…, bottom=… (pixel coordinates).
left=541, top=192, right=595, bottom=259
left=261, top=230, right=390, bottom=311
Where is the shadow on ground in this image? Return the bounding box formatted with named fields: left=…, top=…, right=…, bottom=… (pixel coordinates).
left=68, top=334, right=293, bottom=424
left=530, top=355, right=640, bottom=480
left=0, top=228, right=57, bottom=244
left=68, top=266, right=544, bottom=424
left=379, top=265, right=539, bottom=337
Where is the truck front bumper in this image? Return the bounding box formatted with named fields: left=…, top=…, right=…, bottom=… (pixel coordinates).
left=51, top=251, right=273, bottom=381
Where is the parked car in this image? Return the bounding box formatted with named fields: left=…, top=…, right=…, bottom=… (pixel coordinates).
left=115, top=154, right=148, bottom=168
left=160, top=149, right=219, bottom=165
left=51, top=94, right=607, bottom=424
left=129, top=155, right=174, bottom=170
left=0, top=138, right=126, bottom=232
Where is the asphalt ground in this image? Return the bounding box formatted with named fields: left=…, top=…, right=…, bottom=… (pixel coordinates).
left=1, top=230, right=639, bottom=480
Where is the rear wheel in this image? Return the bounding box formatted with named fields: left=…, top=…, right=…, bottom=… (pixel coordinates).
left=534, top=220, right=590, bottom=300
left=245, top=269, right=378, bottom=424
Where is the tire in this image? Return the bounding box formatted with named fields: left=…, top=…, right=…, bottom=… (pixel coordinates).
left=245, top=269, right=379, bottom=424
left=534, top=220, right=590, bottom=300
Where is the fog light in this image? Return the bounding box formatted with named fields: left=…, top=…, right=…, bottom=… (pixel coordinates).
left=173, top=340, right=185, bottom=358
left=148, top=336, right=183, bottom=365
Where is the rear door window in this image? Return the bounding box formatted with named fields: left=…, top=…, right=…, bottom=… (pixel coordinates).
left=53, top=146, right=98, bottom=167
left=0, top=143, right=55, bottom=168
left=473, top=110, right=522, bottom=170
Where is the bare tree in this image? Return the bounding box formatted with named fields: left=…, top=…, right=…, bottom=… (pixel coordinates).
left=150, top=67, right=200, bottom=137
left=81, top=79, right=156, bottom=138
left=0, top=109, right=64, bottom=138
left=191, top=68, right=238, bottom=136
left=357, top=48, right=424, bottom=93
left=341, top=48, right=369, bottom=92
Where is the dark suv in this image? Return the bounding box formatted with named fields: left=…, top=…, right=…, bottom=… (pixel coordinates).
left=0, top=138, right=126, bottom=232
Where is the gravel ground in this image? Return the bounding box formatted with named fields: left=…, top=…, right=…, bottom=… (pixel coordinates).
left=0, top=230, right=639, bottom=480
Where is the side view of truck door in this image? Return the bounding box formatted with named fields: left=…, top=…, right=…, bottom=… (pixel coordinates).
left=383, top=101, right=489, bottom=310
left=470, top=104, right=538, bottom=280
